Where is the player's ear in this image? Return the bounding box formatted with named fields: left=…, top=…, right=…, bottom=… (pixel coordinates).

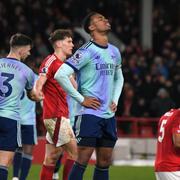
left=89, top=24, right=95, bottom=32
left=56, top=40, right=62, bottom=48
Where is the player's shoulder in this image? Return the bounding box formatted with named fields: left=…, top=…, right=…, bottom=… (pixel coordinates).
left=43, top=54, right=57, bottom=65
left=172, top=109, right=180, bottom=118
left=108, top=43, right=120, bottom=53
left=80, top=41, right=93, bottom=50
left=108, top=43, right=117, bottom=48
left=72, top=41, right=93, bottom=59
left=162, top=109, right=180, bottom=120
left=1, top=57, right=22, bottom=65
left=41, top=54, right=61, bottom=69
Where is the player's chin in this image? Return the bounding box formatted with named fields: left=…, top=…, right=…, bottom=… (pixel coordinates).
left=67, top=50, right=73, bottom=56
left=105, top=28, right=111, bottom=33
left=105, top=26, right=111, bottom=32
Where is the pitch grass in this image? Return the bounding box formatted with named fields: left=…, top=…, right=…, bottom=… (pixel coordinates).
left=8, top=165, right=156, bottom=180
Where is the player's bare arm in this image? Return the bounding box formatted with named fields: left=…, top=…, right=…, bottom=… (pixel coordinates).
left=34, top=75, right=47, bottom=99
left=26, top=89, right=42, bottom=102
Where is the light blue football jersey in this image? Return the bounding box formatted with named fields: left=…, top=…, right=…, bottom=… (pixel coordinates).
left=66, top=41, right=122, bottom=118
left=20, top=74, right=38, bottom=125
left=0, top=58, right=35, bottom=121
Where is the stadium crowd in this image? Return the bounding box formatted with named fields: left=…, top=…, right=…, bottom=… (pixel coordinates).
left=0, top=0, right=179, bottom=135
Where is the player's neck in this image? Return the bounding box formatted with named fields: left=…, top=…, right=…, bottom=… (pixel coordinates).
left=54, top=50, right=66, bottom=62
left=7, top=51, right=20, bottom=61
left=91, top=33, right=108, bottom=46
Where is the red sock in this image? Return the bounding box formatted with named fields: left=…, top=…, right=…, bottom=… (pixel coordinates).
left=63, top=159, right=74, bottom=180
left=40, top=164, right=55, bottom=180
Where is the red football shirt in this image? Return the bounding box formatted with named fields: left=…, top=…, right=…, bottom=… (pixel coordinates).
left=155, top=109, right=180, bottom=171
left=39, top=54, right=69, bottom=119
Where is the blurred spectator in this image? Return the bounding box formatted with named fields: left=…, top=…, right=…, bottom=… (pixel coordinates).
left=150, top=88, right=175, bottom=117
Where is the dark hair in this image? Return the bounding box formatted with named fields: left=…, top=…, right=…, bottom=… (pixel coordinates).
left=49, top=29, right=72, bottom=44
left=82, top=12, right=98, bottom=34
left=10, top=33, right=33, bottom=48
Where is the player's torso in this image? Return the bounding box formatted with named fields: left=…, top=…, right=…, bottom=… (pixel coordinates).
left=155, top=109, right=180, bottom=171
left=76, top=43, right=119, bottom=117
left=40, top=55, right=69, bottom=118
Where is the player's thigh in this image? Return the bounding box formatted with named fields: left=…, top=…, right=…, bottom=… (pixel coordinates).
left=44, top=143, right=63, bottom=165
left=45, top=143, right=62, bottom=157
left=95, top=147, right=114, bottom=166
left=62, top=138, right=77, bottom=160
left=155, top=172, right=180, bottom=180
left=0, top=150, right=14, bottom=167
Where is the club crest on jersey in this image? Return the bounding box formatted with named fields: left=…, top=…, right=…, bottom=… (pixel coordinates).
left=111, top=55, right=116, bottom=60
left=42, top=67, right=48, bottom=73
left=71, top=52, right=82, bottom=64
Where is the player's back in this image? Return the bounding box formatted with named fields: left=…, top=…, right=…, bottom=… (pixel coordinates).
left=0, top=57, right=35, bottom=121
left=155, top=109, right=180, bottom=171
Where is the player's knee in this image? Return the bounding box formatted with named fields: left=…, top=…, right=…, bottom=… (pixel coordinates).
left=23, top=145, right=34, bottom=155
left=45, top=152, right=59, bottom=165
left=77, top=156, right=90, bottom=165
left=96, top=156, right=112, bottom=167
left=97, top=160, right=111, bottom=167
left=68, top=151, right=77, bottom=161
left=70, top=146, right=78, bottom=160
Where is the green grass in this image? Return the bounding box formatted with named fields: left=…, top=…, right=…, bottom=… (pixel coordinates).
left=8, top=165, right=156, bottom=180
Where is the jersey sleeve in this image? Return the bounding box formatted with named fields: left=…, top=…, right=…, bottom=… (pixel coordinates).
left=111, top=46, right=124, bottom=104
left=39, top=59, right=62, bottom=79
left=65, top=48, right=91, bottom=71
left=114, top=47, right=122, bottom=68
left=54, top=64, right=84, bottom=103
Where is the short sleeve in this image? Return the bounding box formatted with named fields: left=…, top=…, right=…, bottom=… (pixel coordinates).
left=39, top=59, right=62, bottom=79
left=25, top=68, right=35, bottom=90
left=66, top=48, right=91, bottom=71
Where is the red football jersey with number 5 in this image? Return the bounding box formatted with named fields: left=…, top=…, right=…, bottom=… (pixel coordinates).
left=155, top=109, right=180, bottom=171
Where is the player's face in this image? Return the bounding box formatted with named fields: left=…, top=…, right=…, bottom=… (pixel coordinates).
left=19, top=45, right=31, bottom=61
left=61, top=37, right=74, bottom=56
left=90, top=14, right=111, bottom=33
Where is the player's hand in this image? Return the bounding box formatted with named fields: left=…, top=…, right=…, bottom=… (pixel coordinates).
left=81, top=96, right=101, bottom=109
left=27, top=89, right=43, bottom=102
left=31, top=87, right=44, bottom=101
left=31, top=93, right=43, bottom=101
left=110, top=101, right=117, bottom=112
left=36, top=90, right=44, bottom=100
